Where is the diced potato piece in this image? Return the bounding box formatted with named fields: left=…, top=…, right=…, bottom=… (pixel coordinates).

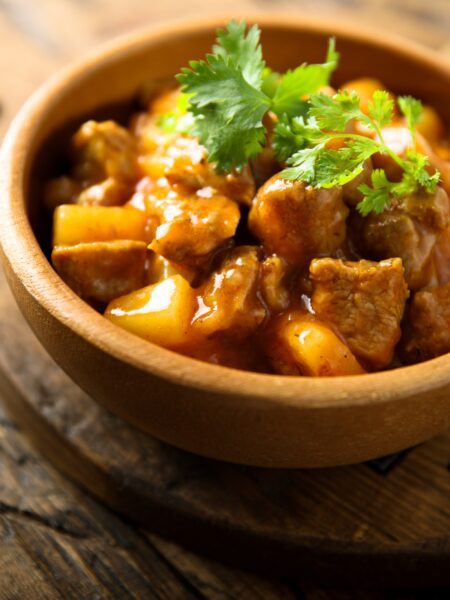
left=53, top=205, right=148, bottom=246
left=52, top=241, right=147, bottom=303
left=266, top=312, right=365, bottom=376
left=105, top=275, right=196, bottom=348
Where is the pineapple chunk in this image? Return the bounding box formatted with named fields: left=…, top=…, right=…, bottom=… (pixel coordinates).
left=267, top=312, right=365, bottom=377
left=53, top=205, right=148, bottom=246
left=105, top=275, right=196, bottom=348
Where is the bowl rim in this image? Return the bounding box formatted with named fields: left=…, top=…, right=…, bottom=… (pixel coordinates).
left=1, top=12, right=450, bottom=410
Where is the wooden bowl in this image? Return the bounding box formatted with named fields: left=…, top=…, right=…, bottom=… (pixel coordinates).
left=1, top=15, right=449, bottom=468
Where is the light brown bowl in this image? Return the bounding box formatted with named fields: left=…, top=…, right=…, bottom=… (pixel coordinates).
left=1, top=15, right=450, bottom=468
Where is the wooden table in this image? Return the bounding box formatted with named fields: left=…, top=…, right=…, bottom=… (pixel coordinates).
left=0, top=1, right=449, bottom=598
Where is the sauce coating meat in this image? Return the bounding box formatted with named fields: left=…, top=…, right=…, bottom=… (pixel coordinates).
left=310, top=258, right=408, bottom=369
left=249, top=175, right=348, bottom=266
left=47, top=71, right=450, bottom=377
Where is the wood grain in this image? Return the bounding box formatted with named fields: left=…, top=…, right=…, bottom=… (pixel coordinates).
left=0, top=0, right=449, bottom=597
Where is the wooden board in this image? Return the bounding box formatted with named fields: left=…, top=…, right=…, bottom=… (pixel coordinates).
left=1, top=268, right=449, bottom=588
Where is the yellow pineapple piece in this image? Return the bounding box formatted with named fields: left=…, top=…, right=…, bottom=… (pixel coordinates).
left=105, top=275, right=196, bottom=348
left=53, top=205, right=148, bottom=246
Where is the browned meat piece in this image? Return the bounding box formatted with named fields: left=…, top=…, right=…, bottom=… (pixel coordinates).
left=192, top=246, right=266, bottom=339
left=310, top=258, right=408, bottom=369
left=342, top=159, right=373, bottom=206
left=52, top=240, right=147, bottom=303
left=44, top=176, right=82, bottom=210
left=260, top=255, right=290, bottom=313
left=361, top=187, right=450, bottom=290
left=401, top=284, right=450, bottom=362
left=430, top=226, right=450, bottom=286
left=72, top=120, right=139, bottom=184
left=249, top=174, right=348, bottom=266
left=76, top=178, right=132, bottom=206
left=250, top=112, right=281, bottom=187
left=144, top=181, right=240, bottom=266
left=133, top=115, right=255, bottom=205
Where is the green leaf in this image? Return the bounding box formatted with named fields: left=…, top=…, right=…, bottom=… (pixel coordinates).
left=176, top=20, right=271, bottom=171
left=213, top=20, right=265, bottom=87
left=367, top=90, right=394, bottom=128
left=178, top=54, right=270, bottom=171
left=272, top=114, right=322, bottom=161
left=398, top=95, right=422, bottom=144
left=271, top=39, right=340, bottom=117
left=282, top=143, right=326, bottom=182
left=357, top=169, right=393, bottom=215
left=309, top=91, right=361, bottom=131
left=157, top=93, right=195, bottom=134
left=261, top=67, right=280, bottom=98
left=402, top=151, right=440, bottom=192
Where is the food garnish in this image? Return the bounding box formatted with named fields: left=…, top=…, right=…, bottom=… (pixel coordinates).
left=165, top=20, right=440, bottom=215
left=171, top=21, right=338, bottom=171
left=279, top=92, right=440, bottom=215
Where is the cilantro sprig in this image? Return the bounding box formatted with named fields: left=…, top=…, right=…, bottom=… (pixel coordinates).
left=278, top=91, right=440, bottom=215
left=174, top=20, right=338, bottom=171
left=158, top=19, right=441, bottom=216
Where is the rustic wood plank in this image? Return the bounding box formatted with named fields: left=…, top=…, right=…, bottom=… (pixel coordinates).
left=0, top=397, right=312, bottom=599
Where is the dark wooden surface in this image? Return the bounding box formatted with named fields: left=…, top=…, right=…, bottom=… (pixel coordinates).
left=0, top=1, right=450, bottom=598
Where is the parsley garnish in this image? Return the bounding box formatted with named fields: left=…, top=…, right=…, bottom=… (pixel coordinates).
left=278, top=91, right=440, bottom=215
left=159, top=19, right=441, bottom=215
left=175, top=20, right=338, bottom=171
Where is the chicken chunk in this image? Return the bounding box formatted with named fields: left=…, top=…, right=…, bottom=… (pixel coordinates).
left=142, top=180, right=240, bottom=266
left=260, top=255, right=290, bottom=313
left=310, top=258, right=408, bottom=369
left=361, top=187, right=450, bottom=290
left=52, top=240, right=147, bottom=303
left=249, top=174, right=348, bottom=266
left=430, top=225, right=450, bottom=286
left=134, top=117, right=255, bottom=205
left=44, top=176, right=82, bottom=210
left=76, top=178, right=131, bottom=207
left=265, top=311, right=365, bottom=376
left=192, top=247, right=266, bottom=339
left=250, top=111, right=281, bottom=187
left=401, top=284, right=450, bottom=362
left=72, top=120, right=139, bottom=184
left=342, top=159, right=373, bottom=206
